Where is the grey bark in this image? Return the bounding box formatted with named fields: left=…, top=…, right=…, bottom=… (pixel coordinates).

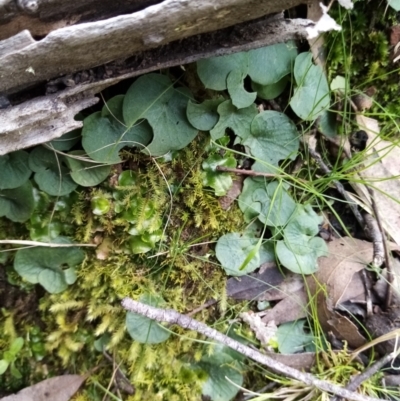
left=0, top=0, right=312, bottom=154
left=0, top=0, right=308, bottom=94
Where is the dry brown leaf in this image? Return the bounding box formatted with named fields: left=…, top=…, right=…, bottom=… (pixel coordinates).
left=1, top=375, right=87, bottom=401
left=264, top=351, right=316, bottom=371
left=307, top=237, right=372, bottom=348
left=219, top=176, right=244, bottom=210
left=352, top=114, right=400, bottom=245
left=226, top=265, right=304, bottom=302
left=261, top=288, right=308, bottom=325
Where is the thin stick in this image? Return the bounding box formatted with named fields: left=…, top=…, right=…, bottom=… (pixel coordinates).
left=0, top=240, right=96, bottom=248
left=330, top=352, right=396, bottom=401
left=186, top=299, right=218, bottom=317
left=363, top=213, right=384, bottom=268
left=305, top=145, right=365, bottom=228
left=366, top=187, right=393, bottom=310
left=121, top=298, right=382, bottom=401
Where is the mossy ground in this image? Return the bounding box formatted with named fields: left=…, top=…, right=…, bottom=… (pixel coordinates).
left=1, top=3, right=400, bottom=399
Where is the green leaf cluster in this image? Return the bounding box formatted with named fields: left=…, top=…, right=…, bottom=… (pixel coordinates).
left=13, top=237, right=85, bottom=293
left=217, top=178, right=327, bottom=275
left=0, top=338, right=24, bottom=379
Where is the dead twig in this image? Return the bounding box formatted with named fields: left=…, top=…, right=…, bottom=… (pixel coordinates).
left=366, top=187, right=393, bottom=310
left=330, top=352, right=396, bottom=401
left=0, top=240, right=96, bottom=248
left=186, top=299, right=218, bottom=317
left=121, top=297, right=382, bottom=401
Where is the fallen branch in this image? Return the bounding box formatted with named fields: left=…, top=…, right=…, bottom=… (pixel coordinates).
left=121, top=297, right=382, bottom=401
left=0, top=240, right=96, bottom=248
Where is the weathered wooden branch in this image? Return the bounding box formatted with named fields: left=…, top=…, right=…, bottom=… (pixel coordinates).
left=0, top=15, right=312, bottom=155
left=0, top=0, right=308, bottom=94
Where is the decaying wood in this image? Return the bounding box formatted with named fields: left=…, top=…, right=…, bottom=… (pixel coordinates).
left=0, top=0, right=309, bottom=94
left=0, top=15, right=311, bottom=155
left=0, top=0, right=162, bottom=40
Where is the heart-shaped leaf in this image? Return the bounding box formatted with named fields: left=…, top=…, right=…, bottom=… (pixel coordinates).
left=82, top=107, right=152, bottom=163
left=29, top=147, right=78, bottom=196
left=290, top=52, right=330, bottom=121
left=248, top=42, right=297, bottom=85
left=202, top=154, right=236, bottom=196
left=187, top=98, right=224, bottom=131
left=123, top=74, right=198, bottom=156
left=126, top=294, right=171, bottom=343
left=0, top=151, right=31, bottom=190
left=277, top=319, right=316, bottom=354
left=66, top=150, right=111, bottom=187
left=0, top=181, right=35, bottom=222
left=243, top=111, right=299, bottom=174
left=210, top=100, right=257, bottom=141
left=199, top=345, right=243, bottom=401
left=14, top=237, right=84, bottom=293
left=227, top=70, right=257, bottom=109
left=197, top=53, right=248, bottom=90
left=276, top=205, right=328, bottom=274
left=216, top=232, right=274, bottom=276
left=251, top=75, right=289, bottom=100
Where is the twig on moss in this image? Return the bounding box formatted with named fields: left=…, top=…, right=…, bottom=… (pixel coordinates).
left=121, top=297, right=382, bottom=401
left=330, top=352, right=396, bottom=401
left=0, top=240, right=96, bottom=248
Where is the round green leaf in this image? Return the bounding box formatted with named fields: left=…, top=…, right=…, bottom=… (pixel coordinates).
left=48, top=129, right=81, bottom=151
left=388, top=0, right=400, bottom=10
left=248, top=42, right=297, bottom=85
left=102, top=94, right=125, bottom=122
left=123, top=74, right=198, bottom=156
left=276, top=205, right=328, bottom=274
left=186, top=99, right=224, bottom=131
left=251, top=75, right=289, bottom=100
left=13, top=237, right=85, bottom=293
left=290, top=52, right=330, bottom=121
left=200, top=347, right=243, bottom=401
left=254, top=181, right=297, bottom=227
left=126, top=294, right=171, bottom=344
left=243, top=111, right=299, bottom=173
left=82, top=111, right=152, bottom=163
left=317, top=110, right=338, bottom=138
left=227, top=70, right=257, bottom=109
left=0, top=151, right=31, bottom=190
left=29, top=147, right=77, bottom=196
left=202, top=154, right=236, bottom=196
left=237, top=177, right=265, bottom=222
left=216, top=233, right=274, bottom=276
left=197, top=52, right=248, bottom=90
left=277, top=320, right=316, bottom=354
left=0, top=181, right=35, bottom=223
left=210, top=100, right=258, bottom=141
left=66, top=150, right=111, bottom=187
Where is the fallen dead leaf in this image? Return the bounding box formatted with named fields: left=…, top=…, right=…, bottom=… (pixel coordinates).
left=352, top=114, right=400, bottom=246
left=307, top=237, right=373, bottom=348
left=219, top=176, right=244, bottom=210
left=264, top=351, right=316, bottom=371
left=1, top=374, right=87, bottom=401
left=227, top=265, right=304, bottom=301
left=261, top=288, right=308, bottom=325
